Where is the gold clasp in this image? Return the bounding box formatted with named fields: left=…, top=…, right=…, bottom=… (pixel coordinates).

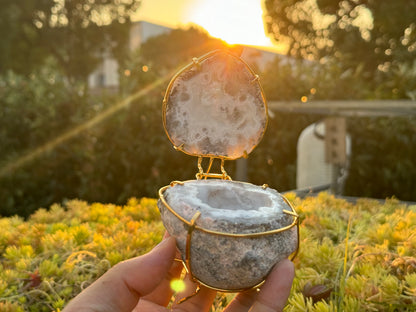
left=250, top=74, right=260, bottom=84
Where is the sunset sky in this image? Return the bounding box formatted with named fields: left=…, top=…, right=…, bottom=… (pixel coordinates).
left=133, top=0, right=285, bottom=52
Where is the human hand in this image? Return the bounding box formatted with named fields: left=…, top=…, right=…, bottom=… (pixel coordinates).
left=63, top=236, right=294, bottom=312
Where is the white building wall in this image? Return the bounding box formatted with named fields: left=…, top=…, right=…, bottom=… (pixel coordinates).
left=88, top=57, right=119, bottom=89
left=103, top=58, right=119, bottom=86
left=89, top=21, right=172, bottom=91
left=240, top=47, right=281, bottom=72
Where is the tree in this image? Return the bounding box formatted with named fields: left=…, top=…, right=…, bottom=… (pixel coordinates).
left=140, top=27, right=228, bottom=73
left=0, top=0, right=47, bottom=74
left=262, top=0, right=416, bottom=201
left=119, top=26, right=229, bottom=95
left=263, top=0, right=416, bottom=90
left=0, top=0, right=140, bottom=88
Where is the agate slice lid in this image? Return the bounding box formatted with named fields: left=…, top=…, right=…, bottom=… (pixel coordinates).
left=163, top=50, right=267, bottom=160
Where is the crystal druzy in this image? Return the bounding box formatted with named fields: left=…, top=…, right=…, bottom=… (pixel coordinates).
left=164, top=51, right=267, bottom=159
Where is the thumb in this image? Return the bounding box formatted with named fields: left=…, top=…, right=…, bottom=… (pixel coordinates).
left=64, top=237, right=177, bottom=312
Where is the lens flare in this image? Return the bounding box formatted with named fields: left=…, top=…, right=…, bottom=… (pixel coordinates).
left=170, top=279, right=186, bottom=293
left=0, top=70, right=176, bottom=178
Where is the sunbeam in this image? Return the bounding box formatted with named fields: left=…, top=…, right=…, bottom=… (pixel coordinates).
left=0, top=71, right=175, bottom=178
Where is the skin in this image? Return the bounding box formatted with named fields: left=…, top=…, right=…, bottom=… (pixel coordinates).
left=63, top=236, right=294, bottom=312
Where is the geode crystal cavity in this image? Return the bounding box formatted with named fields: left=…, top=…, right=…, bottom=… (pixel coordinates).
left=164, top=50, right=267, bottom=159
left=158, top=180, right=298, bottom=291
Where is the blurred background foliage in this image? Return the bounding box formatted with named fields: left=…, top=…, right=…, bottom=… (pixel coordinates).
left=1, top=0, right=416, bottom=217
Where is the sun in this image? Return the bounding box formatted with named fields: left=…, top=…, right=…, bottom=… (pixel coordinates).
left=185, top=0, right=277, bottom=50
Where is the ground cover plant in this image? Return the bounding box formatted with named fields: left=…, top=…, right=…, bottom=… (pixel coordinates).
left=0, top=193, right=415, bottom=311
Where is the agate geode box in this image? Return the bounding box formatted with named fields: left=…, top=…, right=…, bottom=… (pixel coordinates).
left=157, top=50, right=299, bottom=292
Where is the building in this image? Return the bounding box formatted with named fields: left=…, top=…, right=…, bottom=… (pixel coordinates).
left=88, top=21, right=172, bottom=92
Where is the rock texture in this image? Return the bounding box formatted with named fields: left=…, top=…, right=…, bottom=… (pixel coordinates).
left=158, top=180, right=298, bottom=291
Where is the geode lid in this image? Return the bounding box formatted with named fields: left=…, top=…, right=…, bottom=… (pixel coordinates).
left=163, top=49, right=268, bottom=160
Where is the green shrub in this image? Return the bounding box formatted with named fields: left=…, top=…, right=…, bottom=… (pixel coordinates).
left=345, top=116, right=416, bottom=201
left=0, top=59, right=97, bottom=218
left=0, top=194, right=415, bottom=311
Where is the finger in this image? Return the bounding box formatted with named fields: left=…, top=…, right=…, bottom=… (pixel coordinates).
left=63, top=237, right=177, bottom=312
left=172, top=286, right=217, bottom=312
left=249, top=259, right=295, bottom=312
left=142, top=257, right=183, bottom=306
left=143, top=230, right=184, bottom=306
left=223, top=288, right=258, bottom=312
left=132, top=299, right=168, bottom=312
left=172, top=274, right=217, bottom=312
left=224, top=259, right=295, bottom=312
left=163, top=231, right=183, bottom=260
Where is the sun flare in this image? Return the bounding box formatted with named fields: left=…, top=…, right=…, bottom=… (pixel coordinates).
left=185, top=0, right=276, bottom=49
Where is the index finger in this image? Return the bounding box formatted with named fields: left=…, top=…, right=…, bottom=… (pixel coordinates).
left=63, top=237, right=177, bottom=312
left=224, top=259, right=295, bottom=312
left=250, top=259, right=295, bottom=312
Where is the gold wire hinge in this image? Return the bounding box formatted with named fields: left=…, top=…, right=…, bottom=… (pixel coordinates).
left=195, top=156, right=232, bottom=180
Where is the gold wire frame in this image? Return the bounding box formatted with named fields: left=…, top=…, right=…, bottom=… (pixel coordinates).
left=162, top=49, right=269, bottom=161
left=159, top=181, right=300, bottom=294
left=158, top=50, right=299, bottom=299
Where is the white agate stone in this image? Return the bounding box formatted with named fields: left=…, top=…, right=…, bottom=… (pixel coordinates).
left=164, top=51, right=267, bottom=159
left=158, top=180, right=298, bottom=291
